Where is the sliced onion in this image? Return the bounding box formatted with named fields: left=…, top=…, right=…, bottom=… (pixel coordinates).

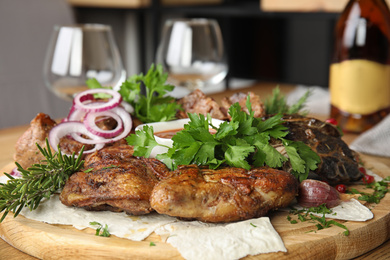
left=73, top=89, right=122, bottom=112
left=84, top=110, right=124, bottom=138
left=50, top=89, right=133, bottom=155
left=297, top=179, right=340, bottom=208
left=121, top=100, right=134, bottom=114
left=71, top=107, right=132, bottom=144
left=49, top=121, right=105, bottom=155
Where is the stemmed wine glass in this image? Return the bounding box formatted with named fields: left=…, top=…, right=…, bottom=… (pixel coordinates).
left=43, top=24, right=126, bottom=102
left=156, top=18, right=228, bottom=97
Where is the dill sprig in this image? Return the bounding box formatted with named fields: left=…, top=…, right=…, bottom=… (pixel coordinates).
left=0, top=139, right=84, bottom=222
left=264, top=86, right=311, bottom=115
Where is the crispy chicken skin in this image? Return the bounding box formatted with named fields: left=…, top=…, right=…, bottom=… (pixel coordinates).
left=60, top=145, right=172, bottom=215
left=150, top=165, right=299, bottom=223
left=14, top=113, right=57, bottom=169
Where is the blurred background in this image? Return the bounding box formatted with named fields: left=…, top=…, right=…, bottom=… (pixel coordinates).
left=0, top=0, right=351, bottom=128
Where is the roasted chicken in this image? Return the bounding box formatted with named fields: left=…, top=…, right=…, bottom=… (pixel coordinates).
left=59, top=145, right=172, bottom=215
left=150, top=165, right=299, bottom=223
left=14, top=113, right=57, bottom=169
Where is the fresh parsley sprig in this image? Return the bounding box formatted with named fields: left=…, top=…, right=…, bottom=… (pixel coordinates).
left=118, top=64, right=182, bottom=123
left=0, top=140, right=84, bottom=222
left=127, top=96, right=321, bottom=181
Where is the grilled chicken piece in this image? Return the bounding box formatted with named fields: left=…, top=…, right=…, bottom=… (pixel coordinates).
left=150, top=165, right=299, bottom=223
left=13, top=113, right=130, bottom=169
left=276, top=115, right=363, bottom=184
left=14, top=113, right=57, bottom=169
left=221, top=92, right=265, bottom=119
left=60, top=145, right=172, bottom=215
left=176, top=89, right=227, bottom=120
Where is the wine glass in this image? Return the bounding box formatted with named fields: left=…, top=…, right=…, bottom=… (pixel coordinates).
left=156, top=18, right=228, bottom=97
left=43, top=24, right=126, bottom=102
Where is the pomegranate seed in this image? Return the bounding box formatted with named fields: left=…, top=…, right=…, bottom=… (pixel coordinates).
left=326, top=118, right=338, bottom=126
left=335, top=184, right=346, bottom=193
left=363, top=174, right=375, bottom=184
left=359, top=167, right=367, bottom=175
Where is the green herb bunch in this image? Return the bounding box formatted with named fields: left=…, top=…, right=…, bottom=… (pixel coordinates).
left=0, top=140, right=84, bottom=222
left=127, top=96, right=321, bottom=181
left=118, top=64, right=182, bottom=123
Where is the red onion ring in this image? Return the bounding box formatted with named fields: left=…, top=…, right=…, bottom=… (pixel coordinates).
left=71, top=107, right=132, bottom=144
left=83, top=110, right=124, bottom=138
left=49, top=121, right=105, bottom=155
left=49, top=89, right=133, bottom=155
left=73, top=89, right=122, bottom=112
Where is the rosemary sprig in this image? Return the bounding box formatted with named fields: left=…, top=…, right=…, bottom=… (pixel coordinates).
left=0, top=139, right=84, bottom=222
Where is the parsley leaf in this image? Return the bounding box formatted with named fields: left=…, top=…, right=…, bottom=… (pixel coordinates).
left=118, top=64, right=182, bottom=123
left=126, top=125, right=161, bottom=158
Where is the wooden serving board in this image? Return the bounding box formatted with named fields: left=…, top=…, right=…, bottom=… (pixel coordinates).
left=0, top=154, right=389, bottom=260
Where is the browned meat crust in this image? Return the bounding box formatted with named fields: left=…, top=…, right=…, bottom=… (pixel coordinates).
left=150, top=165, right=298, bottom=223
left=14, top=113, right=57, bottom=169
left=277, top=115, right=362, bottom=184
left=177, top=89, right=266, bottom=120
left=176, top=89, right=227, bottom=120
left=59, top=145, right=173, bottom=215
left=221, top=92, right=265, bottom=119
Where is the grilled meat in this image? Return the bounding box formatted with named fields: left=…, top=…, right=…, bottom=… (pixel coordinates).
left=176, top=89, right=227, bottom=120
left=150, top=165, right=299, bottom=223
left=221, top=92, right=265, bottom=119
left=14, top=113, right=57, bottom=169
left=276, top=115, right=363, bottom=184
left=14, top=113, right=129, bottom=169
left=60, top=145, right=172, bottom=215
left=177, top=89, right=266, bottom=121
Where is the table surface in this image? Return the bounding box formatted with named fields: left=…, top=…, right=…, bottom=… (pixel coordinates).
left=0, top=83, right=389, bottom=259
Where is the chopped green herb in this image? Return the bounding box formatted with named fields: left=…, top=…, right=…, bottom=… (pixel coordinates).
left=250, top=223, right=257, bottom=227
left=348, top=179, right=389, bottom=204
left=149, top=242, right=156, bottom=246
left=89, top=221, right=110, bottom=237
left=102, top=165, right=119, bottom=170
left=288, top=204, right=349, bottom=236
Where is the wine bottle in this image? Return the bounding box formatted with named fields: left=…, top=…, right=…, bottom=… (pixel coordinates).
left=329, top=0, right=390, bottom=133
